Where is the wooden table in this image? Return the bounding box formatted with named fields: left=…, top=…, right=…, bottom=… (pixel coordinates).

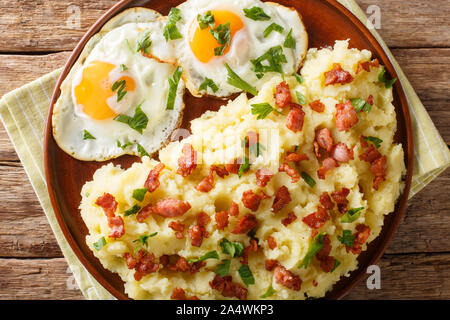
left=0, top=0, right=449, bottom=300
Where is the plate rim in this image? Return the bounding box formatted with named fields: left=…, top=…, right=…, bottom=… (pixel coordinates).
left=43, top=0, right=414, bottom=300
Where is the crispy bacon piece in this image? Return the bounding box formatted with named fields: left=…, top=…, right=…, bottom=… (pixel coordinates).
left=356, top=61, right=371, bottom=74
left=267, top=236, right=277, bottom=250
left=275, top=81, right=292, bottom=108
left=169, top=220, right=185, bottom=239
left=241, top=239, right=258, bottom=265
left=195, top=172, right=214, bottom=193
left=215, top=211, right=229, bottom=230
left=279, top=162, right=300, bottom=183
left=315, top=128, right=334, bottom=153
left=324, top=63, right=354, bottom=86
left=315, top=234, right=335, bottom=272
left=272, top=186, right=291, bottom=213
left=370, top=156, right=387, bottom=190
left=255, top=168, right=274, bottom=187
left=136, top=203, right=153, bottom=223
left=370, top=58, right=380, bottom=67
left=320, top=192, right=334, bottom=210
left=331, top=142, right=354, bottom=163
left=210, top=274, right=247, bottom=300
left=286, top=104, right=305, bottom=132
left=211, top=165, right=229, bottom=178
left=144, top=163, right=165, bottom=193
left=197, top=211, right=211, bottom=227
left=123, top=249, right=159, bottom=281
left=228, top=201, right=239, bottom=217
left=331, top=188, right=350, bottom=214
left=360, top=135, right=369, bottom=148
left=359, top=145, right=382, bottom=163
left=188, top=212, right=210, bottom=247
left=241, top=190, right=265, bottom=211
left=177, top=143, right=197, bottom=177
left=367, top=94, right=374, bottom=106
left=274, top=265, right=302, bottom=291
left=162, top=255, right=205, bottom=274
left=96, top=194, right=124, bottom=239
left=167, top=256, right=190, bottom=272
left=302, top=206, right=329, bottom=229
left=317, top=157, right=338, bottom=179
left=285, top=152, right=309, bottom=162
left=171, top=288, right=200, bottom=300
left=335, top=101, right=358, bottom=131
left=265, top=259, right=279, bottom=271
left=281, top=212, right=297, bottom=227
left=309, top=100, right=325, bottom=113
left=346, top=224, right=371, bottom=254
left=226, top=159, right=240, bottom=174
left=152, top=199, right=191, bottom=218
left=231, top=214, right=257, bottom=234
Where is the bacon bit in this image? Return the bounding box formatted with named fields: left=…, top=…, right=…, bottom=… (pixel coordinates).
left=281, top=212, right=297, bottom=227
left=317, top=157, right=338, bottom=179
left=215, top=211, right=229, bottom=230
left=144, top=163, right=165, bottom=193
left=274, top=265, right=302, bottom=291
left=96, top=194, right=124, bottom=239
left=177, top=143, right=197, bottom=177
left=279, top=162, right=300, bottom=183
left=167, top=256, right=190, bottom=272
left=169, top=220, right=185, bottom=239
left=267, top=236, right=277, bottom=250
left=228, top=201, right=239, bottom=217
left=319, top=192, right=334, bottom=210
left=324, top=63, right=354, bottom=86
left=255, top=168, right=274, bottom=187
left=231, top=214, right=257, bottom=234
left=196, top=211, right=211, bottom=227
left=171, top=288, right=200, bottom=300
left=285, top=152, right=309, bottom=162
left=211, top=165, right=229, bottom=178
left=312, top=280, right=318, bottom=287
left=359, top=145, right=382, bottom=163
left=123, top=249, right=159, bottom=281
left=315, top=234, right=334, bottom=272
left=275, top=81, right=292, bottom=108
left=331, top=142, right=354, bottom=163
left=360, top=135, right=369, bottom=148
left=367, top=95, right=374, bottom=106
left=335, top=101, right=358, bottom=131
left=286, top=103, right=305, bottom=132
left=226, top=159, right=240, bottom=174
left=241, top=190, right=266, bottom=211
left=241, top=239, right=258, bottom=265
left=163, top=255, right=205, bottom=274
left=195, top=171, right=214, bottom=193
left=370, top=58, right=380, bottom=67
left=302, top=206, right=329, bottom=229
left=370, top=156, right=387, bottom=190
left=331, top=188, right=350, bottom=214
left=152, top=199, right=191, bottom=218
left=210, top=274, right=247, bottom=300
left=136, top=203, right=153, bottom=223
left=272, top=186, right=292, bottom=213
left=315, top=128, right=334, bottom=153
left=346, top=224, right=371, bottom=254
left=265, top=259, right=279, bottom=271
left=188, top=225, right=208, bottom=247
left=356, top=61, right=371, bottom=74
left=309, top=100, right=325, bottom=113
left=311, top=229, right=318, bottom=239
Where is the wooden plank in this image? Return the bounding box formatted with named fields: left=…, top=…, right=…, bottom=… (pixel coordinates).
left=0, top=0, right=448, bottom=52
left=0, top=258, right=84, bottom=299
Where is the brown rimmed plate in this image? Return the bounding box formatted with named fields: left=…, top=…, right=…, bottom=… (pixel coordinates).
left=44, top=0, right=414, bottom=300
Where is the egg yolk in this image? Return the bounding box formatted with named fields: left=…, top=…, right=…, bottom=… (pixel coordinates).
left=74, top=61, right=135, bottom=120
left=189, top=10, right=244, bottom=63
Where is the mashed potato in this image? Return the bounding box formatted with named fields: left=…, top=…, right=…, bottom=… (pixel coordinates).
left=80, top=40, right=405, bottom=299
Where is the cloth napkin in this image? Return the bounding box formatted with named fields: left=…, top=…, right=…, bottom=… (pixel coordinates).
left=0, top=0, right=448, bottom=300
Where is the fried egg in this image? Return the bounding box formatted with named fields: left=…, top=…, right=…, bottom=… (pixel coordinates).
left=159, top=0, right=308, bottom=97
left=53, top=8, right=185, bottom=161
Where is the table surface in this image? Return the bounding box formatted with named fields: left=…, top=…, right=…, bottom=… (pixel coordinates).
left=0, top=0, right=449, bottom=300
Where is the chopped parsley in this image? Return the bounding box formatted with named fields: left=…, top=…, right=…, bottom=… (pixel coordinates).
left=137, top=143, right=149, bottom=157
left=294, top=73, right=304, bottom=84
left=350, top=98, right=372, bottom=113
left=219, top=238, right=244, bottom=258
left=296, top=91, right=306, bottom=105
left=197, top=10, right=215, bottom=29
left=93, top=237, right=106, bottom=251
left=364, top=136, right=383, bottom=149
left=243, top=7, right=271, bottom=21
left=124, top=204, right=141, bottom=217
left=341, top=207, right=364, bottom=223
left=214, top=259, right=231, bottom=277
left=338, top=230, right=355, bottom=247
left=301, top=171, right=316, bottom=188
left=225, top=64, right=258, bottom=96
left=136, top=29, right=152, bottom=54
left=331, top=259, right=341, bottom=272
left=111, top=79, right=127, bottom=102
left=199, top=77, right=219, bottom=93
left=251, top=45, right=287, bottom=76
left=132, top=188, right=148, bottom=202
left=210, top=22, right=231, bottom=56
left=283, top=28, right=296, bottom=49
left=114, top=102, right=148, bottom=134
left=163, top=8, right=183, bottom=41
left=120, top=64, right=128, bottom=72
left=260, top=285, right=276, bottom=298
left=166, top=66, right=183, bottom=110
left=133, top=233, right=157, bottom=252
left=378, top=67, right=397, bottom=88
left=298, top=232, right=326, bottom=269
left=238, top=264, right=255, bottom=286
left=83, top=129, right=95, bottom=140
left=238, top=156, right=250, bottom=178
left=250, top=103, right=281, bottom=120
left=188, top=250, right=220, bottom=263
left=117, top=141, right=132, bottom=150
left=263, top=23, right=284, bottom=38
